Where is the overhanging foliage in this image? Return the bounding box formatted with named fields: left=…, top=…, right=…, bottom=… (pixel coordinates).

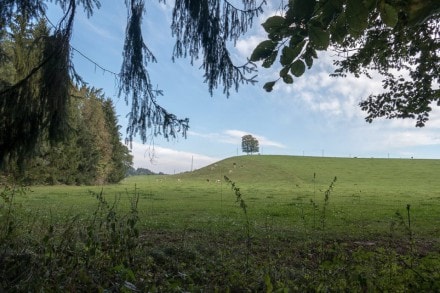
left=0, top=0, right=266, bottom=166
left=252, top=0, right=439, bottom=127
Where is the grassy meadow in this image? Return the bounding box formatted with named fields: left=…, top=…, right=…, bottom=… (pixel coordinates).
left=2, top=155, right=440, bottom=291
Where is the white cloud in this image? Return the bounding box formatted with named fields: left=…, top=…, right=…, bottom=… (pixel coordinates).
left=268, top=56, right=387, bottom=122
left=385, top=131, right=440, bottom=148
left=231, top=4, right=282, bottom=60
left=235, top=35, right=265, bottom=59
left=257, top=46, right=440, bottom=155
left=223, top=130, right=287, bottom=148
left=317, top=99, right=342, bottom=115
left=189, top=129, right=287, bottom=149
left=129, top=142, right=220, bottom=174
left=344, top=114, right=440, bottom=156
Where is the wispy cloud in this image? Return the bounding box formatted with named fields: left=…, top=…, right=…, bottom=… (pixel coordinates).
left=384, top=131, right=440, bottom=148
left=223, top=130, right=287, bottom=148
left=235, top=35, right=265, bottom=59
left=341, top=108, right=440, bottom=157
left=270, top=51, right=385, bottom=122
left=77, top=14, right=122, bottom=43
left=189, top=129, right=286, bottom=148
left=129, top=142, right=220, bottom=174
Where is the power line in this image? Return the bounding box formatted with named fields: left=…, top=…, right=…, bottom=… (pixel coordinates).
left=71, top=47, right=119, bottom=77
left=43, top=12, right=121, bottom=80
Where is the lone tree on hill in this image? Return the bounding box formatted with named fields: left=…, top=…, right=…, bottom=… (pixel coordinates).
left=242, top=135, right=259, bottom=155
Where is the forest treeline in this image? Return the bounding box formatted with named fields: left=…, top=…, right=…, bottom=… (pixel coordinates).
left=126, top=167, right=164, bottom=176
left=0, top=18, right=133, bottom=185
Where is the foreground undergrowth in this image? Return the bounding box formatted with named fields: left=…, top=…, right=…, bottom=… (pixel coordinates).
left=1, top=181, right=440, bottom=292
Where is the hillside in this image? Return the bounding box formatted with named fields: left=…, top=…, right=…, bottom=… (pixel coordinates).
left=176, top=155, right=440, bottom=191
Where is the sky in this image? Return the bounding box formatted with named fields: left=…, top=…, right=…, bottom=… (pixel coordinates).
left=47, top=1, right=440, bottom=174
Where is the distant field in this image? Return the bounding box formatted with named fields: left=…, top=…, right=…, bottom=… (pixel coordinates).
left=4, top=155, right=440, bottom=291
left=21, top=155, right=440, bottom=239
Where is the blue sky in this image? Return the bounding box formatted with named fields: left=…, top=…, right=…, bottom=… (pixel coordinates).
left=47, top=1, right=440, bottom=174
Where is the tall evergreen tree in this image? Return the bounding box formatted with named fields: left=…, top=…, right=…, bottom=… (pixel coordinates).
left=1, top=0, right=264, bottom=166
left=0, top=15, right=70, bottom=168
left=1, top=18, right=132, bottom=184
left=102, top=99, right=133, bottom=183
left=17, top=86, right=133, bottom=185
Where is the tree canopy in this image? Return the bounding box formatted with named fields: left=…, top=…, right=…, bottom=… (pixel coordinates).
left=0, top=0, right=264, bottom=165
left=242, top=134, right=259, bottom=154
left=0, top=18, right=132, bottom=183
left=251, top=0, right=439, bottom=127
left=24, top=86, right=133, bottom=185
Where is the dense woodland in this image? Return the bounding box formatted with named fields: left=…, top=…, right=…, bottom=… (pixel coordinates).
left=0, top=17, right=132, bottom=185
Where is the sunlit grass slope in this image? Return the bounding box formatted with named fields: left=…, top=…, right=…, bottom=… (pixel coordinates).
left=26, top=155, right=440, bottom=239
left=178, top=155, right=439, bottom=191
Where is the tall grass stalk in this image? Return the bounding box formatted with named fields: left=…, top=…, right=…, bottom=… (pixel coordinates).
left=394, top=204, right=417, bottom=270
left=313, top=172, right=316, bottom=228
left=224, top=175, right=251, bottom=271
left=321, top=176, right=337, bottom=230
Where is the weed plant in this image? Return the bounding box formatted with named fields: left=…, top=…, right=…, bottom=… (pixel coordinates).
left=1, top=155, right=440, bottom=291
left=321, top=176, right=337, bottom=230
left=0, top=186, right=142, bottom=291
left=224, top=175, right=252, bottom=271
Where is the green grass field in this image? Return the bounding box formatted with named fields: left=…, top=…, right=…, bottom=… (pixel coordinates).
left=2, top=155, right=440, bottom=291
left=22, top=155, right=440, bottom=237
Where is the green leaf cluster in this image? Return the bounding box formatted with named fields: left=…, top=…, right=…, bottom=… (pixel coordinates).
left=252, top=0, right=439, bottom=126
left=3, top=86, right=133, bottom=185
left=0, top=20, right=132, bottom=184
left=241, top=134, right=259, bottom=155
